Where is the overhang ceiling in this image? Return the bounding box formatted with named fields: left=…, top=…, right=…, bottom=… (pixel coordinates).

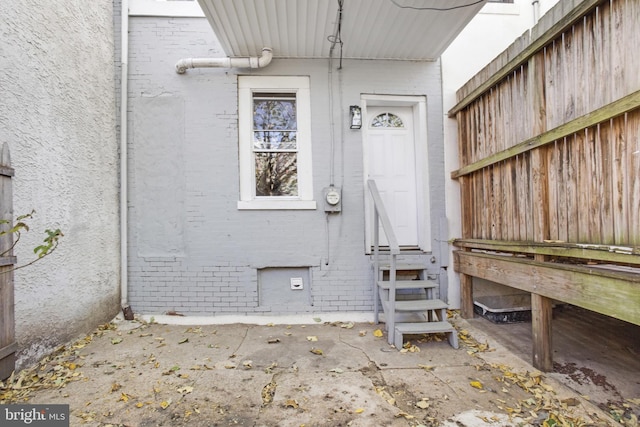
left=197, top=0, right=487, bottom=61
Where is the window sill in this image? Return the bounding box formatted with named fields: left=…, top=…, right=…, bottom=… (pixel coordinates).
left=237, top=200, right=317, bottom=210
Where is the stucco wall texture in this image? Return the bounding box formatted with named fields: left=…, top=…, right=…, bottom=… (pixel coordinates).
left=126, top=17, right=448, bottom=316
left=0, top=1, right=121, bottom=368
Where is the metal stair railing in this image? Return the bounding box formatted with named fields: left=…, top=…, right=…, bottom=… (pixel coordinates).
left=367, top=179, right=399, bottom=345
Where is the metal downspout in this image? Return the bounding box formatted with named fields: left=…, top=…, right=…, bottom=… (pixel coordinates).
left=120, top=0, right=132, bottom=318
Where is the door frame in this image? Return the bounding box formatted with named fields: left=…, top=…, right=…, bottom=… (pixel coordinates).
left=361, top=94, right=431, bottom=254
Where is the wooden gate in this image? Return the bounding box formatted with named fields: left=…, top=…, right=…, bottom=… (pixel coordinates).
left=0, top=142, right=16, bottom=380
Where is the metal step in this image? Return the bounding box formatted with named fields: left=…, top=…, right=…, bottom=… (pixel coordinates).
left=377, top=280, right=438, bottom=290
left=383, top=299, right=448, bottom=313
left=394, top=321, right=459, bottom=349
left=379, top=263, right=428, bottom=271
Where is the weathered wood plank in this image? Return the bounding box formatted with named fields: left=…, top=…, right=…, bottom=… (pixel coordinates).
left=0, top=342, right=17, bottom=361
left=610, top=0, right=625, bottom=101
left=452, top=238, right=640, bottom=264
left=563, top=28, right=576, bottom=122
left=0, top=257, right=17, bottom=267
left=460, top=175, right=473, bottom=240
left=586, top=127, right=601, bottom=242
left=628, top=110, right=640, bottom=246
left=454, top=250, right=640, bottom=326
left=557, top=138, right=569, bottom=242
left=503, top=159, right=513, bottom=241
left=492, top=164, right=501, bottom=240
left=547, top=142, right=560, bottom=240
left=628, top=0, right=640, bottom=93
left=0, top=142, right=15, bottom=381
left=612, top=114, right=628, bottom=244
left=576, top=129, right=590, bottom=242
left=598, top=121, right=614, bottom=244
left=449, top=0, right=606, bottom=117
left=515, top=155, right=527, bottom=240
left=531, top=293, right=554, bottom=371
left=458, top=250, right=474, bottom=319
left=451, top=90, right=640, bottom=179
left=545, top=40, right=558, bottom=129
left=524, top=153, right=535, bottom=241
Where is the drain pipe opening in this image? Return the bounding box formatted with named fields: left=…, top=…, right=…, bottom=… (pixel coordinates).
left=176, top=47, right=273, bottom=74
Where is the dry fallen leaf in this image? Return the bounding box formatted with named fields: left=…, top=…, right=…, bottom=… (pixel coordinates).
left=354, top=408, right=365, bottom=414
left=373, top=329, right=384, bottom=338
left=310, top=348, right=324, bottom=356
left=284, top=399, right=299, bottom=409
left=261, top=381, right=277, bottom=406
left=177, top=386, right=193, bottom=395
left=395, top=412, right=415, bottom=419
left=306, top=336, right=318, bottom=342
left=160, top=399, right=171, bottom=409
left=470, top=380, right=483, bottom=390
left=416, top=400, right=430, bottom=409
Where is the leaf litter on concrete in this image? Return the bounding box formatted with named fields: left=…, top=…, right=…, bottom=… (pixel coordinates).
left=0, top=322, right=116, bottom=404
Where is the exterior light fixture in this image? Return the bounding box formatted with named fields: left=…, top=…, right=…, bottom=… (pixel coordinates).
left=350, top=105, right=362, bottom=129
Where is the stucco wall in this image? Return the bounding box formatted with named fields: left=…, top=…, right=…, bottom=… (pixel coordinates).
left=126, top=17, right=448, bottom=316
left=0, top=1, right=120, bottom=368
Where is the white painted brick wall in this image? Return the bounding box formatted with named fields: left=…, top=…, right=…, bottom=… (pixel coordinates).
left=126, top=16, right=447, bottom=316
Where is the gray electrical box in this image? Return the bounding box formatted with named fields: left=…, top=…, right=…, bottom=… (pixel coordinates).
left=323, top=186, right=342, bottom=212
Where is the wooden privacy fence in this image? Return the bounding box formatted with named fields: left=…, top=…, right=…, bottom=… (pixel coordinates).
left=0, top=142, right=16, bottom=380
left=449, top=0, right=640, bottom=370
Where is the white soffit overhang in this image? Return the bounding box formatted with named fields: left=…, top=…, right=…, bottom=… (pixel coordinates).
left=196, top=0, right=487, bottom=61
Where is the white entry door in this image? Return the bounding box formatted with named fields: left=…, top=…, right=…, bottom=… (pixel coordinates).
left=367, top=106, right=419, bottom=247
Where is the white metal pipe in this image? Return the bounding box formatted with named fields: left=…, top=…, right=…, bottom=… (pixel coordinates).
left=175, top=47, right=273, bottom=74
left=120, top=0, right=129, bottom=311
left=532, top=0, right=540, bottom=24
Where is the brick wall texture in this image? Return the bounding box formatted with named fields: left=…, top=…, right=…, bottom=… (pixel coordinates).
left=126, top=16, right=447, bottom=316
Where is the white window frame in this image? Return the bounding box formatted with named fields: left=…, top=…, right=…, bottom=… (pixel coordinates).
left=237, top=76, right=316, bottom=210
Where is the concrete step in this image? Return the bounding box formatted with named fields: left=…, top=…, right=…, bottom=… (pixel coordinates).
left=394, top=321, right=459, bottom=349
left=377, top=280, right=438, bottom=290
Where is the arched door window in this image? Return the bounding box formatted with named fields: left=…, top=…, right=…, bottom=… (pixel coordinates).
left=370, top=112, right=404, bottom=128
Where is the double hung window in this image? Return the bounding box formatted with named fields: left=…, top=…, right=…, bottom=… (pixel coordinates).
left=238, top=76, right=315, bottom=209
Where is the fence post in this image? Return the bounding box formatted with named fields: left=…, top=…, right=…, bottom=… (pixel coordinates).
left=0, top=142, right=16, bottom=380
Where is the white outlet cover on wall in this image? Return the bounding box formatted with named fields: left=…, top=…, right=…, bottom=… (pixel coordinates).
left=290, top=277, right=304, bottom=290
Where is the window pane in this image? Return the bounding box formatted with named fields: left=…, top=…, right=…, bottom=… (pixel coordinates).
left=253, top=131, right=297, bottom=150
left=255, top=153, right=298, bottom=196
left=371, top=112, right=404, bottom=128
left=253, top=98, right=297, bottom=131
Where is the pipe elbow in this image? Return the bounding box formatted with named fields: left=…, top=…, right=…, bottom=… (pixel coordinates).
left=256, top=47, right=273, bottom=68
left=175, top=58, right=192, bottom=74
